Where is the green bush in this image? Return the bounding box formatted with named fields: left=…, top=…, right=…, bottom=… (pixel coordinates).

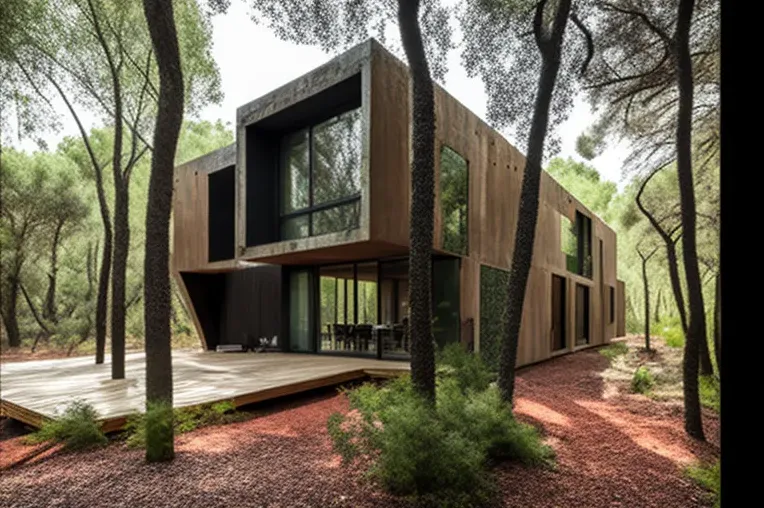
left=125, top=399, right=242, bottom=449
left=27, top=400, right=107, bottom=451
left=328, top=368, right=553, bottom=506
left=436, top=342, right=495, bottom=394
left=599, top=341, right=629, bottom=360
left=686, top=459, right=720, bottom=508
left=631, top=366, right=654, bottom=394
left=145, top=400, right=174, bottom=462
left=699, top=375, right=720, bottom=412
left=656, top=317, right=684, bottom=347
left=436, top=380, right=554, bottom=467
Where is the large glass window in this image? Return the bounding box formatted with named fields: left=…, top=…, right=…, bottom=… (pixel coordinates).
left=440, top=146, right=468, bottom=255
left=279, top=108, right=362, bottom=240
left=289, top=270, right=312, bottom=352
left=433, top=258, right=461, bottom=350
left=560, top=211, right=593, bottom=278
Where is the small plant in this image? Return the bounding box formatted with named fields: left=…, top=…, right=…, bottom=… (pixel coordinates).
left=686, top=459, right=720, bottom=508
left=125, top=399, right=243, bottom=449
left=599, top=342, right=629, bottom=360
left=699, top=375, right=720, bottom=412
left=656, top=317, right=685, bottom=348
left=26, top=400, right=107, bottom=451
left=631, top=366, right=654, bottom=394
left=145, top=400, right=174, bottom=462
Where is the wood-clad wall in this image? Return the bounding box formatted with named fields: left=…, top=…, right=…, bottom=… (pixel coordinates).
left=172, top=144, right=237, bottom=273
left=369, top=44, right=620, bottom=367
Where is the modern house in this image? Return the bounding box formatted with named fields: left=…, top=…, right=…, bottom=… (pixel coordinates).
left=172, top=39, right=626, bottom=369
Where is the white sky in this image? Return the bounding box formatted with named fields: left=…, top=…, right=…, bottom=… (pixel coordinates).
left=12, top=0, right=630, bottom=189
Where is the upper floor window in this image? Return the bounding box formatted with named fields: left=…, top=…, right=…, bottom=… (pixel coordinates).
left=440, top=146, right=468, bottom=255
left=280, top=107, right=362, bottom=240
left=560, top=210, right=592, bottom=278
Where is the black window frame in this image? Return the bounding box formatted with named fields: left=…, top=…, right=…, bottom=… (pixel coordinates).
left=609, top=285, right=615, bottom=324
left=278, top=108, right=362, bottom=240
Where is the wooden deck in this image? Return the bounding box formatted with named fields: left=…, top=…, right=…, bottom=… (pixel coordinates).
left=0, top=351, right=409, bottom=432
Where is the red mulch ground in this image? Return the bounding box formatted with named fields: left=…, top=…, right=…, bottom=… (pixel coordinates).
left=0, top=349, right=719, bottom=508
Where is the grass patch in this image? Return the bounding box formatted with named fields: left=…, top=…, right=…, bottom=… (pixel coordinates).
left=686, top=459, right=720, bottom=508
left=599, top=341, right=628, bottom=360
left=699, top=375, right=720, bottom=412
left=125, top=399, right=243, bottom=449
left=327, top=344, right=553, bottom=507
left=26, top=400, right=107, bottom=451
left=656, top=317, right=685, bottom=348
left=631, top=366, right=654, bottom=394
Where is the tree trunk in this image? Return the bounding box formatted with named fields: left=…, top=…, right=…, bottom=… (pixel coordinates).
left=398, top=0, right=436, bottom=403
left=95, top=232, right=111, bottom=364
left=111, top=178, right=129, bottom=379
left=664, top=243, right=688, bottom=335
left=143, top=0, right=184, bottom=462
left=713, top=269, right=720, bottom=370
left=499, top=0, right=572, bottom=403
left=1, top=270, right=21, bottom=348
left=642, top=255, right=651, bottom=351
left=675, top=0, right=705, bottom=441
left=653, top=288, right=661, bottom=324
left=44, top=219, right=65, bottom=324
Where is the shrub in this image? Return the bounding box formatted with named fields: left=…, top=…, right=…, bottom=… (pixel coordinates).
left=436, top=342, right=495, bottom=393
left=125, top=399, right=242, bottom=450
left=599, top=342, right=629, bottom=360
left=699, top=375, right=720, bottom=412
left=631, top=366, right=654, bottom=394
left=328, top=372, right=553, bottom=506
left=145, top=400, right=174, bottom=462
left=656, top=317, right=684, bottom=348
left=686, top=460, right=720, bottom=508
left=27, top=400, right=107, bottom=451
left=436, top=380, right=553, bottom=466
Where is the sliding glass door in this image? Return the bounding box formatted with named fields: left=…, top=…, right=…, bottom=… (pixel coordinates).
left=289, top=269, right=313, bottom=352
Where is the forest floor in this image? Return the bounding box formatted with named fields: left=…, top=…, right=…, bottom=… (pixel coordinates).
left=0, top=337, right=720, bottom=508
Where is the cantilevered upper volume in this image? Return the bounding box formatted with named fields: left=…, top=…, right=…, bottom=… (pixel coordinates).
left=171, top=38, right=625, bottom=366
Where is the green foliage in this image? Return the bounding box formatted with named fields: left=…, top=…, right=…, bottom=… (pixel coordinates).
left=125, top=399, right=242, bottom=449
left=436, top=342, right=495, bottom=394
left=328, top=355, right=553, bottom=506
left=631, top=366, right=654, bottom=394
left=656, top=316, right=685, bottom=348
left=27, top=400, right=107, bottom=451
left=685, top=460, right=720, bottom=508
left=440, top=146, right=468, bottom=256
left=145, top=401, right=174, bottom=462
left=546, top=157, right=618, bottom=217
left=599, top=341, right=629, bottom=360
left=479, top=265, right=509, bottom=372
left=699, top=375, right=720, bottom=413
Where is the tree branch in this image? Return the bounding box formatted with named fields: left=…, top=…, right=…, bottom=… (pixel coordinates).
left=19, top=282, right=52, bottom=335
left=570, top=12, right=594, bottom=76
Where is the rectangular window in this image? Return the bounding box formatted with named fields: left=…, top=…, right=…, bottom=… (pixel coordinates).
left=609, top=285, right=615, bottom=324
left=561, top=215, right=577, bottom=273
left=440, top=146, right=468, bottom=255
left=208, top=166, right=235, bottom=262
left=560, top=211, right=593, bottom=279
left=279, top=108, right=362, bottom=240
left=575, top=283, right=590, bottom=346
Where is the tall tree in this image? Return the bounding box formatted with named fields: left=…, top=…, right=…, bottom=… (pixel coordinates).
left=636, top=243, right=658, bottom=351
left=581, top=0, right=718, bottom=440
left=398, top=0, right=436, bottom=401
left=5, top=0, right=221, bottom=372
left=142, top=0, right=185, bottom=463
left=460, top=0, right=595, bottom=402
left=246, top=0, right=451, bottom=402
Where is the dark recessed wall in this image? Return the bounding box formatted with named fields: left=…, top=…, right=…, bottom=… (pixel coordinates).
left=245, top=73, right=362, bottom=248
left=208, top=166, right=235, bottom=262
left=181, top=265, right=282, bottom=350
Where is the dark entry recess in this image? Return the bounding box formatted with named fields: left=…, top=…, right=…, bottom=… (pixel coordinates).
left=180, top=265, right=282, bottom=350
left=575, top=283, right=590, bottom=346
left=551, top=274, right=566, bottom=352
left=208, top=166, right=235, bottom=262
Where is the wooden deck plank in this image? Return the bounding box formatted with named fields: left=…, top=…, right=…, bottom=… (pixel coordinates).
left=0, top=351, right=409, bottom=431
